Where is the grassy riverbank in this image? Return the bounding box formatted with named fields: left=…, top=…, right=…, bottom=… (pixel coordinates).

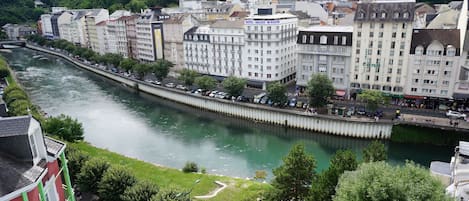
left=71, top=142, right=270, bottom=201
left=1, top=53, right=270, bottom=200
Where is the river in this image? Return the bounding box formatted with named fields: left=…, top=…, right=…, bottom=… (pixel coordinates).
left=1, top=47, right=454, bottom=178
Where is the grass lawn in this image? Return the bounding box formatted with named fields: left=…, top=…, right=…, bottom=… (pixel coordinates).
left=70, top=142, right=271, bottom=201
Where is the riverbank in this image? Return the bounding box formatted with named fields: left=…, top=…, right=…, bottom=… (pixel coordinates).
left=25, top=44, right=394, bottom=139
left=1, top=53, right=270, bottom=201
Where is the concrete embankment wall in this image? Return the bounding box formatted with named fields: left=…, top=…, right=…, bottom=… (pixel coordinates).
left=26, top=44, right=393, bottom=139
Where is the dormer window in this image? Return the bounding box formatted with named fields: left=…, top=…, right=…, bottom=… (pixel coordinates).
left=29, top=135, right=38, bottom=159
left=415, top=46, right=424, bottom=55
left=320, top=35, right=327, bottom=44
left=371, top=13, right=377, bottom=19
left=447, top=45, right=456, bottom=56
left=358, top=12, right=364, bottom=19
left=393, top=12, right=399, bottom=19
left=302, top=35, right=307, bottom=43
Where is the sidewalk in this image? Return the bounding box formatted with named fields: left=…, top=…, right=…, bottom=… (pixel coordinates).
left=400, top=114, right=469, bottom=130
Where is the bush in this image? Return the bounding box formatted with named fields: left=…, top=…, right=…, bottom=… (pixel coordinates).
left=121, top=180, right=159, bottom=201
left=98, top=166, right=137, bottom=201
left=0, top=67, right=9, bottom=78
left=66, top=147, right=90, bottom=183
left=8, top=99, right=31, bottom=116
left=77, top=158, right=110, bottom=194
left=43, top=114, right=84, bottom=142
left=4, top=90, right=28, bottom=104
left=150, top=187, right=190, bottom=201
left=182, top=161, right=198, bottom=173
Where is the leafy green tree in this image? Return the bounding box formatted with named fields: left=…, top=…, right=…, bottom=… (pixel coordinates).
left=310, top=150, right=358, bottom=201
left=358, top=90, right=387, bottom=112
left=133, top=63, right=152, bottom=79
left=121, top=180, right=159, bottom=201
left=362, top=140, right=387, bottom=162
left=266, top=144, right=316, bottom=201
left=151, top=59, right=173, bottom=81
left=98, top=166, right=137, bottom=201
left=182, top=161, right=199, bottom=173
left=178, top=69, right=199, bottom=86
left=195, top=75, right=217, bottom=90
left=8, top=99, right=31, bottom=116
left=307, top=74, right=334, bottom=108
left=267, top=82, right=287, bottom=105
left=77, top=158, right=110, bottom=194
left=103, top=53, right=123, bottom=67
left=43, top=114, right=84, bottom=142
left=150, top=187, right=190, bottom=201
left=119, top=58, right=137, bottom=72
left=334, top=162, right=452, bottom=201
left=4, top=89, right=28, bottom=104
left=0, top=30, right=7, bottom=40
left=109, top=3, right=125, bottom=13
left=222, top=76, right=246, bottom=97
left=126, top=0, right=147, bottom=12
left=0, top=66, right=9, bottom=78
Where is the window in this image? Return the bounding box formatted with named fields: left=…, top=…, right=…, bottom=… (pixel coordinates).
left=411, top=88, right=417, bottom=92
left=358, top=12, right=365, bottom=19
left=393, top=12, right=399, bottom=18
left=379, top=32, right=383, bottom=38
left=369, top=32, right=374, bottom=37
left=334, top=36, right=338, bottom=45
left=342, top=36, right=347, bottom=45
left=392, top=32, right=396, bottom=38
left=371, top=13, right=377, bottom=19
left=30, top=135, right=38, bottom=159
left=386, top=77, right=391, bottom=82
left=358, top=23, right=362, bottom=28
left=415, top=46, right=423, bottom=55
left=380, top=23, right=384, bottom=29
left=403, top=12, right=409, bottom=19
left=447, top=46, right=456, bottom=56
left=391, top=42, right=395, bottom=49
left=446, top=61, right=453, bottom=67
left=370, top=23, right=375, bottom=28
left=310, top=35, right=314, bottom=43
left=302, top=35, right=307, bottom=43
left=357, top=32, right=361, bottom=37
left=401, top=32, right=406, bottom=38
left=320, top=35, right=327, bottom=44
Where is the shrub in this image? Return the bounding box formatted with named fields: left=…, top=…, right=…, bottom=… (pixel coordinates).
left=66, top=147, right=90, bottom=183
left=98, top=166, right=137, bottom=201
left=121, top=180, right=159, bottom=201
left=4, top=90, right=28, bottom=104
left=150, top=187, right=190, bottom=201
left=77, top=158, right=110, bottom=194
left=0, top=67, right=9, bottom=78
left=43, top=114, right=84, bottom=142
left=182, top=161, right=198, bottom=173
left=8, top=99, right=31, bottom=116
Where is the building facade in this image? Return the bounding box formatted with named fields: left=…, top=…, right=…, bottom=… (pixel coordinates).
left=164, top=14, right=198, bottom=71
left=243, top=8, right=298, bottom=88
left=136, top=8, right=170, bottom=62
left=183, top=25, right=211, bottom=74
left=95, top=20, right=108, bottom=55
left=349, top=0, right=415, bottom=99
left=124, top=15, right=139, bottom=59
left=296, top=26, right=353, bottom=97
left=40, top=14, right=53, bottom=38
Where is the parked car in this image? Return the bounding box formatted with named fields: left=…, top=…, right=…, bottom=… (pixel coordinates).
left=254, top=93, right=267, bottom=103
left=236, top=96, right=249, bottom=102
left=209, top=91, right=218, bottom=97
left=152, top=80, right=161, bottom=85
left=446, top=110, right=467, bottom=119
left=165, top=83, right=175, bottom=88
left=176, top=85, right=188, bottom=91
left=296, top=101, right=304, bottom=108
left=357, top=107, right=366, bottom=115
left=260, top=96, right=269, bottom=104
left=288, top=98, right=297, bottom=107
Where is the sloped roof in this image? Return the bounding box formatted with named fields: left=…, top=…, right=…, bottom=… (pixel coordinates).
left=0, top=116, right=31, bottom=138
left=44, top=137, right=65, bottom=157
left=410, top=29, right=460, bottom=55
left=0, top=153, right=46, bottom=197
left=210, top=19, right=244, bottom=28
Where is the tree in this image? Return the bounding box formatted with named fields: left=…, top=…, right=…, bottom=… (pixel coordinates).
left=103, top=53, right=123, bottom=67
left=121, top=180, right=159, bottom=201
left=77, top=158, right=110, bottom=194
left=43, top=114, right=84, bottom=142
left=266, top=144, right=316, bottom=201
left=150, top=187, right=191, bottom=201
left=307, top=74, right=334, bottom=108
left=178, top=69, right=199, bottom=86
left=362, top=140, right=387, bottom=162
left=222, top=76, right=246, bottom=97
left=126, top=0, right=147, bottom=12
left=357, top=90, right=387, bottom=112
left=133, top=63, right=152, bottom=79
left=310, top=150, right=358, bottom=201
left=195, top=75, right=217, bottom=90
left=98, top=166, right=137, bottom=201
left=119, top=58, right=137, bottom=72
left=334, top=162, right=452, bottom=201
left=152, top=59, right=173, bottom=81
left=267, top=82, right=287, bottom=105
left=0, top=66, right=9, bottom=78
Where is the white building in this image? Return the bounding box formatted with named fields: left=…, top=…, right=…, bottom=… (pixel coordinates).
left=40, top=14, right=53, bottom=38
left=349, top=0, right=415, bottom=100
left=405, top=29, right=460, bottom=107
left=208, top=19, right=245, bottom=77
left=296, top=26, right=353, bottom=98
left=164, top=14, right=198, bottom=71
left=243, top=8, right=298, bottom=88
left=58, top=9, right=108, bottom=46
left=136, top=8, right=170, bottom=62
left=183, top=25, right=211, bottom=74
left=95, top=20, right=108, bottom=55
left=107, top=10, right=132, bottom=56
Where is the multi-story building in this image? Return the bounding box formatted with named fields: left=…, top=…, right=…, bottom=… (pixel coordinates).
left=296, top=26, right=353, bottom=98
left=58, top=9, right=108, bottom=46
left=405, top=29, right=460, bottom=108
left=136, top=8, right=170, bottom=62
left=456, top=30, right=469, bottom=100
left=2, top=24, right=36, bottom=40
left=164, top=14, right=198, bottom=71
left=243, top=8, right=298, bottom=88
left=123, top=15, right=139, bottom=59
left=84, top=15, right=99, bottom=50
left=349, top=0, right=415, bottom=100
left=50, top=12, right=62, bottom=39
left=107, top=10, right=132, bottom=57
left=204, top=3, right=242, bottom=21
left=40, top=14, right=53, bottom=38
left=95, top=20, right=108, bottom=55
left=208, top=19, right=245, bottom=77
left=183, top=25, right=211, bottom=74
left=0, top=116, right=74, bottom=201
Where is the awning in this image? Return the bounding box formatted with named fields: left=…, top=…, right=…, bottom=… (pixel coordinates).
left=453, top=93, right=469, bottom=100
left=335, top=90, right=346, bottom=96
left=404, top=95, right=425, bottom=99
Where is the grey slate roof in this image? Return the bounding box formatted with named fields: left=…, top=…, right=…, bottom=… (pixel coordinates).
left=354, top=1, right=415, bottom=22
left=410, top=29, right=460, bottom=56
left=45, top=137, right=65, bottom=157
left=0, top=116, right=31, bottom=138
left=0, top=153, right=46, bottom=197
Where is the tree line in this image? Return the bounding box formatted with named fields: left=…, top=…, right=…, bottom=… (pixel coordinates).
left=262, top=142, right=451, bottom=201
